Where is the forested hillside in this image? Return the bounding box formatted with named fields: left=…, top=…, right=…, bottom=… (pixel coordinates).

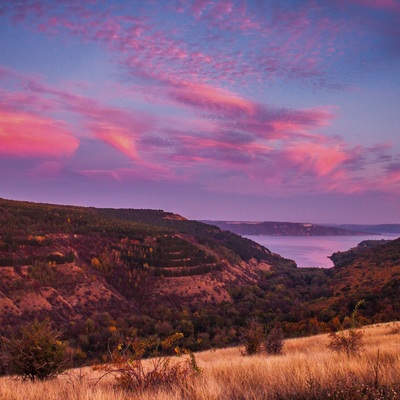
left=0, top=198, right=399, bottom=364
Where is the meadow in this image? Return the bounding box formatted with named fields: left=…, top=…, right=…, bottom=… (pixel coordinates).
left=0, top=322, right=399, bottom=400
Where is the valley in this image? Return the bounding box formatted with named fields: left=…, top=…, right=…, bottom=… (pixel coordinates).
left=0, top=198, right=399, bottom=364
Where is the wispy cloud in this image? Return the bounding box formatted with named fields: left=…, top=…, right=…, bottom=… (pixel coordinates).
left=95, top=128, right=138, bottom=161
left=1, top=63, right=395, bottom=197
left=167, top=82, right=257, bottom=116
left=383, top=162, right=400, bottom=185
left=283, top=143, right=350, bottom=177
left=0, top=108, right=79, bottom=158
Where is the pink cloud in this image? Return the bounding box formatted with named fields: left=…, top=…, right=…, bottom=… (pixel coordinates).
left=168, top=82, right=257, bottom=116
left=208, top=1, right=234, bottom=20
left=0, top=65, right=12, bottom=80
left=239, top=141, right=398, bottom=196
left=0, top=68, right=168, bottom=175
left=187, top=0, right=213, bottom=17
left=382, top=163, right=400, bottom=186
left=284, top=143, right=349, bottom=177
left=2, top=1, right=357, bottom=87
left=385, top=170, right=400, bottom=184
left=95, top=127, right=138, bottom=161
left=8, top=1, right=396, bottom=91
left=0, top=10, right=395, bottom=200
left=174, top=134, right=272, bottom=164
left=163, top=79, right=335, bottom=141
left=0, top=109, right=79, bottom=159
left=0, top=73, right=387, bottom=198
left=177, top=0, right=259, bottom=31
left=222, top=106, right=335, bottom=142
left=0, top=65, right=353, bottom=197
left=0, top=88, right=58, bottom=113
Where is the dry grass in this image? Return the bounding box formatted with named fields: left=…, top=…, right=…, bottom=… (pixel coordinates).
left=1, top=322, right=399, bottom=399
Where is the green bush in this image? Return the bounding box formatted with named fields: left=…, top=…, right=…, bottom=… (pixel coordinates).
left=1, top=319, right=67, bottom=380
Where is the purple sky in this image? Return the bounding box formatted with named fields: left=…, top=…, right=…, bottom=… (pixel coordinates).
left=0, top=0, right=400, bottom=223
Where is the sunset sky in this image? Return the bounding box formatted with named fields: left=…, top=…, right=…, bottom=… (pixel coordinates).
left=1, top=0, right=399, bottom=223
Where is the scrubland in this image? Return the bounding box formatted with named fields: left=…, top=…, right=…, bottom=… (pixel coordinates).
left=0, top=322, right=399, bottom=400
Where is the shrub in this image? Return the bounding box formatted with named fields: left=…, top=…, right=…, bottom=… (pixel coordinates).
left=242, top=321, right=285, bottom=356
left=328, top=299, right=365, bottom=357
left=264, top=325, right=284, bottom=355
left=94, top=332, right=200, bottom=393
left=242, top=319, right=264, bottom=355
left=327, top=329, right=364, bottom=356
left=1, top=319, right=67, bottom=380
left=27, top=261, right=57, bottom=286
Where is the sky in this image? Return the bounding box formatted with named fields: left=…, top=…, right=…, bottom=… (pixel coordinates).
left=0, top=0, right=400, bottom=224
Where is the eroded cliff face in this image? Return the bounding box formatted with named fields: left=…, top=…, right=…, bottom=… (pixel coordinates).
left=0, top=251, right=276, bottom=328
left=153, top=257, right=274, bottom=304
left=0, top=262, right=130, bottom=328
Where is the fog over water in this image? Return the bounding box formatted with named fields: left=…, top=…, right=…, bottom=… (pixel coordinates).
left=245, top=235, right=398, bottom=268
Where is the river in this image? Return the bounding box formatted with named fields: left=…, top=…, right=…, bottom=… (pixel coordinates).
left=245, top=234, right=398, bottom=268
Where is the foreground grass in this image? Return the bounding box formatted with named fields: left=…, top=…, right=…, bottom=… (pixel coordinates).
left=1, top=322, right=399, bottom=399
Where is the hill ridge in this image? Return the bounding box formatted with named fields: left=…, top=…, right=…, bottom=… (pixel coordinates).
left=202, top=220, right=366, bottom=236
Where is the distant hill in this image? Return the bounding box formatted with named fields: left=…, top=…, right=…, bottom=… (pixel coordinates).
left=202, top=220, right=365, bottom=236
left=330, top=224, right=400, bottom=234
left=0, top=198, right=399, bottom=362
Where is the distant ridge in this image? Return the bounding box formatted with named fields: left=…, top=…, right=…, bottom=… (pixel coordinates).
left=202, top=220, right=367, bottom=236
left=329, top=224, right=400, bottom=234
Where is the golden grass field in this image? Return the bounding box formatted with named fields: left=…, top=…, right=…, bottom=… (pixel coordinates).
left=0, top=322, right=399, bottom=400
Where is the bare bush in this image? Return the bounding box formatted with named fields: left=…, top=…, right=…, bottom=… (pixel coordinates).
left=94, top=332, right=200, bottom=393
left=328, top=329, right=364, bottom=356
left=264, top=325, right=284, bottom=355
left=242, top=320, right=264, bottom=355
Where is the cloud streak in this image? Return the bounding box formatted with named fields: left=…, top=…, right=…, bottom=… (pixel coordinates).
left=0, top=108, right=79, bottom=159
